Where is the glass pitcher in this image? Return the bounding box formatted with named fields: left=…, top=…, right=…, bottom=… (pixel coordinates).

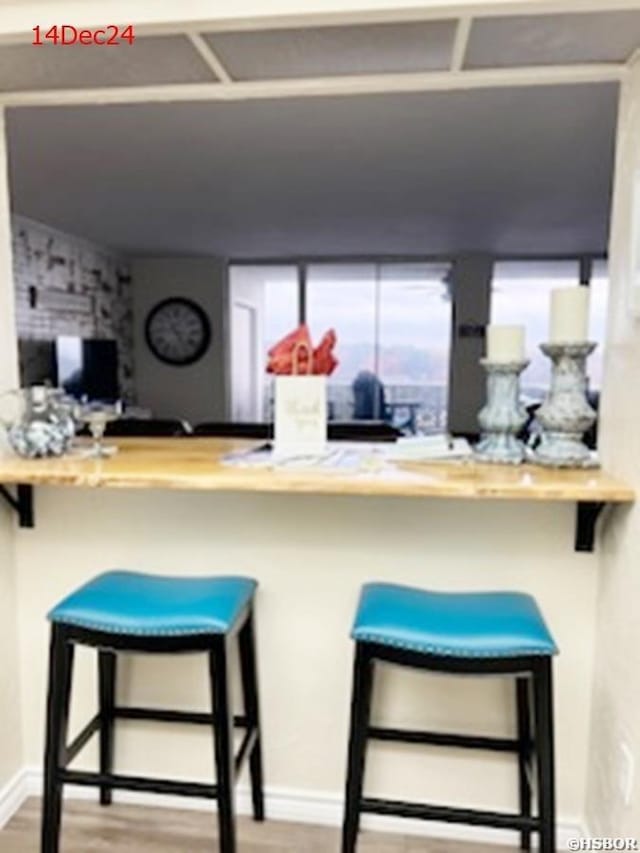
left=0, top=386, right=76, bottom=458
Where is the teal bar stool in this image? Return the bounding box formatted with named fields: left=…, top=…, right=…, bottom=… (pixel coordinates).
left=41, top=571, right=264, bottom=853
left=341, top=583, right=558, bottom=853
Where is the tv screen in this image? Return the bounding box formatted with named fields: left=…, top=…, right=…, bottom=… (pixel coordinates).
left=55, top=337, right=119, bottom=402
left=18, top=339, right=56, bottom=387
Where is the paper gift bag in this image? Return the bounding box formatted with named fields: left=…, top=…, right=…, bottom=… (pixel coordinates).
left=274, top=343, right=327, bottom=457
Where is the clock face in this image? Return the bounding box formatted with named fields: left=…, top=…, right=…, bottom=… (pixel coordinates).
left=145, top=298, right=211, bottom=366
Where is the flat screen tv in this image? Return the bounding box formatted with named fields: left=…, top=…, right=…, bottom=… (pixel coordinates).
left=55, top=337, right=119, bottom=402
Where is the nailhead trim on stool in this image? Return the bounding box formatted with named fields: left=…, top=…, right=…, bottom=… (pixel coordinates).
left=341, top=582, right=558, bottom=853
left=41, top=571, right=265, bottom=853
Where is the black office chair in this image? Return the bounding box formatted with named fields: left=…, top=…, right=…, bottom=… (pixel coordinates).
left=584, top=390, right=599, bottom=450
left=519, top=393, right=599, bottom=451
left=194, top=422, right=272, bottom=439
left=104, top=419, right=192, bottom=437
left=328, top=421, right=401, bottom=442
left=194, top=421, right=399, bottom=443
left=352, top=371, right=390, bottom=421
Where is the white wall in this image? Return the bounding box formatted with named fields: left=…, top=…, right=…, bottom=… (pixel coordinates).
left=0, top=108, right=23, bottom=793
left=586, top=59, right=640, bottom=836
left=132, top=257, right=228, bottom=425
left=229, top=266, right=266, bottom=421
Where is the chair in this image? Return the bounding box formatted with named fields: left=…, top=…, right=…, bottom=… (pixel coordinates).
left=327, top=421, right=400, bottom=442
left=42, top=571, right=264, bottom=853
left=193, top=421, right=400, bottom=443
left=104, top=418, right=192, bottom=437
left=351, top=371, right=390, bottom=421
left=342, top=582, right=558, bottom=852
left=194, top=422, right=272, bottom=439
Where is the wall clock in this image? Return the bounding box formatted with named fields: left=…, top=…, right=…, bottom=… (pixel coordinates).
left=145, top=297, right=211, bottom=366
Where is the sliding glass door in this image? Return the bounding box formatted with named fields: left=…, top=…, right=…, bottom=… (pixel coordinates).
left=230, top=259, right=452, bottom=432
left=306, top=263, right=377, bottom=421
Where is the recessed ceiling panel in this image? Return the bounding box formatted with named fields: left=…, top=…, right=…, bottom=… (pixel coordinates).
left=204, top=21, right=457, bottom=80
left=0, top=36, right=217, bottom=92
left=465, top=11, right=640, bottom=68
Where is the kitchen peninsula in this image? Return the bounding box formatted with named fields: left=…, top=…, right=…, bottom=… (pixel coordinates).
left=0, top=438, right=633, bottom=550
left=1, top=436, right=633, bottom=843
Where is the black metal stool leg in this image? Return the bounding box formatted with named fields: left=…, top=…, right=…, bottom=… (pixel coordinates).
left=239, top=609, right=265, bottom=821
left=533, top=659, right=556, bottom=853
left=210, top=636, right=236, bottom=853
left=516, top=676, right=532, bottom=851
left=41, top=626, right=75, bottom=853
left=341, top=644, right=375, bottom=853
left=98, top=650, right=117, bottom=806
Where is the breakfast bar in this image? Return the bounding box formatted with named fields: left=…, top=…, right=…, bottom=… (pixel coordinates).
left=0, top=438, right=633, bottom=550
left=0, top=436, right=632, bottom=848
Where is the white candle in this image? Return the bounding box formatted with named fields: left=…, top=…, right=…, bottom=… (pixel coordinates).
left=486, top=325, right=525, bottom=362
left=549, top=287, right=590, bottom=343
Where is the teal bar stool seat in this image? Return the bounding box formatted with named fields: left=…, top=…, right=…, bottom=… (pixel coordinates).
left=49, top=571, right=257, bottom=636
left=42, top=571, right=265, bottom=853
left=342, top=582, right=558, bottom=853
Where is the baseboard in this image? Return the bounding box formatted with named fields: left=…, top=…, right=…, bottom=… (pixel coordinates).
left=0, top=768, right=31, bottom=830
left=0, top=766, right=584, bottom=849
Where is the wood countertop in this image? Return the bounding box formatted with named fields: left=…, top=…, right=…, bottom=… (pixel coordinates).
left=0, top=438, right=633, bottom=503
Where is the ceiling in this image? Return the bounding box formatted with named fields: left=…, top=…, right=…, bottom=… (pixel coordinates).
left=6, top=82, right=618, bottom=258
left=465, top=10, right=640, bottom=68
left=3, top=7, right=632, bottom=259
left=1, top=9, right=640, bottom=93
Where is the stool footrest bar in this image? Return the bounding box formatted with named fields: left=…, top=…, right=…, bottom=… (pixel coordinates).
left=235, top=728, right=257, bottom=773
left=524, top=758, right=534, bottom=792
left=114, top=706, right=248, bottom=728
left=58, top=769, right=217, bottom=800
left=65, top=714, right=101, bottom=766
left=360, top=797, right=538, bottom=831
left=368, top=726, right=520, bottom=753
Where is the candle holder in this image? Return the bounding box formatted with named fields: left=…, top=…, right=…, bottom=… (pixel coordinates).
left=533, top=342, right=598, bottom=468
left=475, top=359, right=529, bottom=465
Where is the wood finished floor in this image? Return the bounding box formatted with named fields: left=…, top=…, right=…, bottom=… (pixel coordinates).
left=1, top=799, right=514, bottom=852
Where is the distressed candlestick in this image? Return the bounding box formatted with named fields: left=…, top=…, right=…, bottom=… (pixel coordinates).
left=475, top=359, right=529, bottom=465
left=533, top=342, right=597, bottom=468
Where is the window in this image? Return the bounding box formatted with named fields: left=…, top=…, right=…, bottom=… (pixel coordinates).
left=306, top=264, right=377, bottom=421
left=306, top=263, right=377, bottom=379
left=230, top=260, right=452, bottom=432
left=306, top=262, right=451, bottom=430
left=230, top=255, right=607, bottom=434
left=378, top=263, right=451, bottom=433
left=263, top=268, right=300, bottom=359
left=490, top=260, right=607, bottom=402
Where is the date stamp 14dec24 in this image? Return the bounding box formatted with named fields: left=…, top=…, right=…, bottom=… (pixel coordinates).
left=32, top=25, right=135, bottom=46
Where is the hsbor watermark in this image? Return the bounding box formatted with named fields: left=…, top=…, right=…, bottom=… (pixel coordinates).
left=568, top=840, right=639, bottom=851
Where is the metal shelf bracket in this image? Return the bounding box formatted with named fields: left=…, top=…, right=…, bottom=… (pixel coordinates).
left=575, top=501, right=606, bottom=552
left=0, top=484, right=34, bottom=528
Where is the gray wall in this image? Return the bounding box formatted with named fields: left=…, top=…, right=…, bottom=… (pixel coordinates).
left=447, top=254, right=493, bottom=434
left=132, top=257, right=228, bottom=425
